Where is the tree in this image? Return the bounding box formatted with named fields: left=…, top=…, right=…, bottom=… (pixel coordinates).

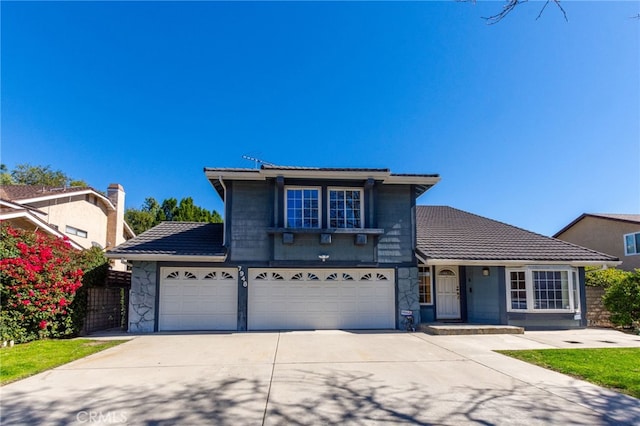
left=603, top=270, right=640, bottom=332
left=0, top=164, right=14, bottom=185
left=125, top=196, right=222, bottom=235
left=6, top=163, right=87, bottom=187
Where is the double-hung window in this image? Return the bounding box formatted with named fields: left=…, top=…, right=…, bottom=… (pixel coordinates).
left=506, top=267, right=580, bottom=313
left=285, top=187, right=320, bottom=228
left=328, top=188, right=363, bottom=229
left=624, top=232, right=640, bottom=256
left=418, top=266, right=433, bottom=305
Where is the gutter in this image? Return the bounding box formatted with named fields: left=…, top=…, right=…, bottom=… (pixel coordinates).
left=105, top=253, right=228, bottom=263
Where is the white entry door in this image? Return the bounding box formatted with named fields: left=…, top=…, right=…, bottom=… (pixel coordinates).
left=436, top=267, right=460, bottom=320
left=248, top=268, right=395, bottom=330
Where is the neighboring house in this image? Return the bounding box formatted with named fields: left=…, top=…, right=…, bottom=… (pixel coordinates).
left=0, top=199, right=83, bottom=250
left=0, top=183, right=134, bottom=271
left=554, top=213, right=640, bottom=272
left=416, top=206, right=618, bottom=330
left=107, top=166, right=618, bottom=333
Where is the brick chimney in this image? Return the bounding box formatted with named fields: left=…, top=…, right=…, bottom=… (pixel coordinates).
left=106, top=183, right=126, bottom=250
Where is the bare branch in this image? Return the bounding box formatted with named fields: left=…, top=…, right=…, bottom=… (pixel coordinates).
left=482, top=0, right=527, bottom=25
left=481, top=0, right=568, bottom=25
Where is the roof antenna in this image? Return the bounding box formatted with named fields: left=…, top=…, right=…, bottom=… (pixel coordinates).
left=242, top=155, right=277, bottom=169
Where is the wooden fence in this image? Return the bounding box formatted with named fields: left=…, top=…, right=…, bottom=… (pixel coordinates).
left=82, top=270, right=131, bottom=334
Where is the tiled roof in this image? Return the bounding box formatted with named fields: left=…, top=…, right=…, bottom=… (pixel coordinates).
left=587, top=213, right=640, bottom=223
left=107, top=222, right=225, bottom=258
left=416, top=206, right=618, bottom=263
left=553, top=213, right=640, bottom=237
left=0, top=185, right=103, bottom=201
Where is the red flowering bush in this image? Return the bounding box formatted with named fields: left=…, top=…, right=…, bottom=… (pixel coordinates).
left=0, top=224, right=86, bottom=342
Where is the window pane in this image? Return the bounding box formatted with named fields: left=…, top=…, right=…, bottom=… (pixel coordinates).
left=533, top=270, right=569, bottom=310
left=510, top=271, right=527, bottom=309
left=287, top=188, right=319, bottom=228
left=329, top=189, right=362, bottom=228
left=419, top=268, right=432, bottom=304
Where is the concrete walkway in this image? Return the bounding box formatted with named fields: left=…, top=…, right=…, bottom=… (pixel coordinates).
left=1, top=329, right=639, bottom=425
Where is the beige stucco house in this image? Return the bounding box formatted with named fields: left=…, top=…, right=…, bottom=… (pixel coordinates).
left=0, top=183, right=134, bottom=271
left=554, top=213, right=640, bottom=272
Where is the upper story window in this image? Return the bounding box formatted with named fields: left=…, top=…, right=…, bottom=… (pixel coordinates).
left=286, top=187, right=320, bottom=228
left=65, top=225, right=88, bottom=238
left=506, top=267, right=580, bottom=313
left=329, top=188, right=363, bottom=228
left=624, top=232, right=640, bottom=256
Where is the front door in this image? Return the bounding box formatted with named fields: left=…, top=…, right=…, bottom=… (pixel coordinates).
left=436, top=267, right=460, bottom=320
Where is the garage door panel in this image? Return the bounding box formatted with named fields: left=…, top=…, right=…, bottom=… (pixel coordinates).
left=248, top=268, right=395, bottom=330
left=159, top=268, right=237, bottom=331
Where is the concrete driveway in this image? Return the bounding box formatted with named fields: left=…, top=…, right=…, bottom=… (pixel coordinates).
left=1, top=329, right=639, bottom=425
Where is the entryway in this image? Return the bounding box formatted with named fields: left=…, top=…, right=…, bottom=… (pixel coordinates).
left=435, top=267, right=460, bottom=320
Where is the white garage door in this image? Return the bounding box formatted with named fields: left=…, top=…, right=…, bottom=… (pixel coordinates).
left=248, top=269, right=395, bottom=330
left=159, top=267, right=237, bottom=331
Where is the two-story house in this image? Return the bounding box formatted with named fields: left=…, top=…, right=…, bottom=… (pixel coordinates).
left=554, top=214, right=640, bottom=272
left=108, top=165, right=619, bottom=332
left=1, top=183, right=135, bottom=271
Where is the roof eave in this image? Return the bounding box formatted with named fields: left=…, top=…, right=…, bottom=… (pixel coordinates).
left=105, top=253, right=228, bottom=262
left=18, top=189, right=116, bottom=211
left=419, top=258, right=621, bottom=267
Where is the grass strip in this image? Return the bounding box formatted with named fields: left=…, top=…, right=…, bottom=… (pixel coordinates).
left=1, top=338, right=127, bottom=385
left=497, top=347, right=640, bottom=399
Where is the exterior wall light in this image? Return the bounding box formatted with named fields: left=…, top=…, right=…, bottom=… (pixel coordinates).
left=318, top=254, right=329, bottom=262
left=482, top=267, right=490, bottom=276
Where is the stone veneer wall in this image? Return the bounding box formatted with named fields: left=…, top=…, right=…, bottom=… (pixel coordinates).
left=585, top=286, right=613, bottom=328
left=128, top=261, right=157, bottom=333
left=397, top=266, right=420, bottom=327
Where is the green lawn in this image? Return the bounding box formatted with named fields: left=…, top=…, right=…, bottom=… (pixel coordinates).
left=497, top=348, right=640, bottom=399
left=0, top=338, right=127, bottom=385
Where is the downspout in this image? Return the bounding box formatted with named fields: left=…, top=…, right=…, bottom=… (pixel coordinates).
left=218, top=176, right=227, bottom=247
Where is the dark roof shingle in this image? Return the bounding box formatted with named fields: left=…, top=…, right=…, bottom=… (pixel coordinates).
left=107, top=222, right=225, bottom=258
left=416, top=206, right=618, bottom=263
left=0, top=185, right=102, bottom=201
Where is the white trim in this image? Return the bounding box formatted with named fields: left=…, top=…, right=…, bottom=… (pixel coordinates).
left=17, top=189, right=115, bottom=211
left=418, top=265, right=433, bottom=306
left=505, top=266, right=580, bottom=314
left=0, top=211, right=84, bottom=250
left=421, top=258, right=621, bottom=267
left=65, top=225, right=88, bottom=238
left=205, top=168, right=440, bottom=188
left=105, top=253, right=227, bottom=262
left=624, top=232, right=640, bottom=256
left=327, top=187, right=364, bottom=229
left=284, top=186, right=322, bottom=229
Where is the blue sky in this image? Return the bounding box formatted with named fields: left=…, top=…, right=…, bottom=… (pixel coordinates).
left=2, top=1, right=638, bottom=236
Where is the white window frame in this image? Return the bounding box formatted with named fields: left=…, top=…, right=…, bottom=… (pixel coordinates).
left=624, top=232, right=640, bottom=256
left=65, top=225, right=88, bottom=238
left=506, top=266, right=580, bottom=313
left=327, top=187, right=364, bottom=229
left=285, top=186, right=321, bottom=229
left=418, top=266, right=433, bottom=305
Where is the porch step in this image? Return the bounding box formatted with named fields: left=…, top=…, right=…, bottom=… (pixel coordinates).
left=420, top=324, right=524, bottom=335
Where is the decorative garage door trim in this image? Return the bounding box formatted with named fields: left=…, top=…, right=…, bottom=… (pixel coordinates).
left=158, top=267, right=238, bottom=331
left=248, top=268, right=395, bottom=330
